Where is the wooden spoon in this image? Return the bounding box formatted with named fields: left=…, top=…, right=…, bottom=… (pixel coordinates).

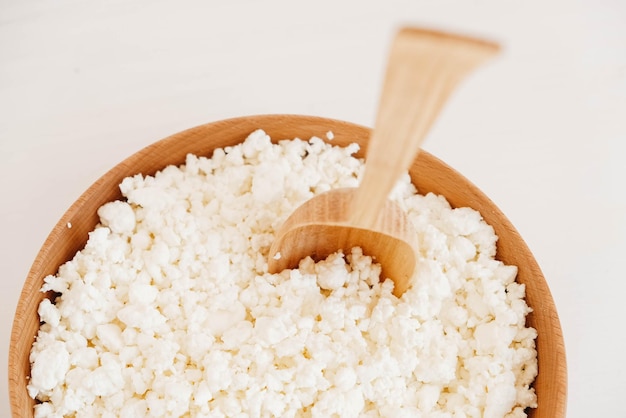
left=268, top=27, right=499, bottom=296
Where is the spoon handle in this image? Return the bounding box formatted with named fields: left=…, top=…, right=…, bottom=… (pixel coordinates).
left=350, top=28, right=500, bottom=228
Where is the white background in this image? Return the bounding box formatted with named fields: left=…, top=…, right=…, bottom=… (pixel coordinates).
left=1, top=0, right=625, bottom=416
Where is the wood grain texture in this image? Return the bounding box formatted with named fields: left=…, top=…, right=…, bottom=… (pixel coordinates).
left=267, top=188, right=419, bottom=296
left=8, top=114, right=566, bottom=417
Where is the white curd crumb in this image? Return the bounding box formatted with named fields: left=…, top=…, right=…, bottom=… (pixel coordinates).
left=28, top=129, right=538, bottom=417
left=97, top=201, right=136, bottom=235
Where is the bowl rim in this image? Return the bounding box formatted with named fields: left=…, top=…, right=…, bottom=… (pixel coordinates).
left=8, top=114, right=567, bottom=417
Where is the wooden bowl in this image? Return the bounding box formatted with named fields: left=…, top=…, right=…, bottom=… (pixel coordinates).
left=8, top=114, right=567, bottom=417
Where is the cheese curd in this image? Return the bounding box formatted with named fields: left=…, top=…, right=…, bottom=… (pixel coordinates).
left=28, top=129, right=537, bottom=417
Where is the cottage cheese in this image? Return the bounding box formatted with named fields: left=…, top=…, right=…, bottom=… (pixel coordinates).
left=28, top=129, right=538, bottom=417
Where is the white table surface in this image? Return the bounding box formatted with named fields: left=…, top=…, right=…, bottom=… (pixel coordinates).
left=2, top=0, right=624, bottom=416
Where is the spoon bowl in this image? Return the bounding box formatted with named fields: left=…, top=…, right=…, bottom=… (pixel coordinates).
left=268, top=27, right=500, bottom=295
left=268, top=188, right=419, bottom=296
